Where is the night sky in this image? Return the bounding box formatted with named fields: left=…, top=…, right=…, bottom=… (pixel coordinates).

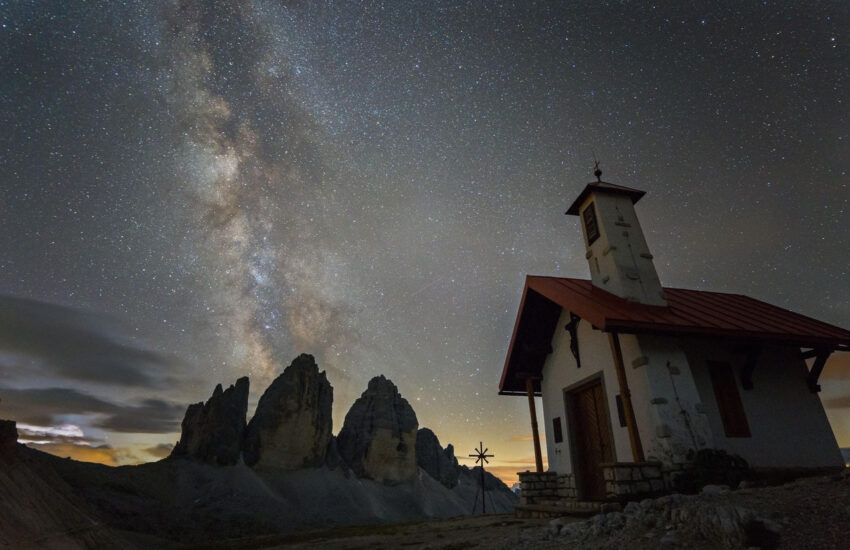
left=1, top=1, right=848, bottom=483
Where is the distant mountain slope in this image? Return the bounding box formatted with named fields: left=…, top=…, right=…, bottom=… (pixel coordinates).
left=1, top=356, right=516, bottom=545
left=0, top=420, right=158, bottom=549
left=29, top=441, right=514, bottom=544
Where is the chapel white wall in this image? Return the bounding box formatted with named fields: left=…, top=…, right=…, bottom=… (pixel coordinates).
left=681, top=339, right=844, bottom=469
left=541, top=310, right=646, bottom=473
left=629, top=335, right=715, bottom=464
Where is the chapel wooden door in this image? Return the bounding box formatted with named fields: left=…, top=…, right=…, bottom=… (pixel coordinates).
left=568, top=379, right=614, bottom=501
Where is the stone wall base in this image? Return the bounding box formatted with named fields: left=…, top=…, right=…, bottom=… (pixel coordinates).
left=517, top=471, right=559, bottom=505
left=518, top=462, right=668, bottom=508
left=600, top=462, right=664, bottom=500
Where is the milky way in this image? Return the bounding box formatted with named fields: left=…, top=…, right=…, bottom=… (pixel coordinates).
left=1, top=1, right=848, bottom=480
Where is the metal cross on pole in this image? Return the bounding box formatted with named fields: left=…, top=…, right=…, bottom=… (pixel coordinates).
left=469, top=442, right=494, bottom=514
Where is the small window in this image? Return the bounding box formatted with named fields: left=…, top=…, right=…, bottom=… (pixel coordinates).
left=583, top=202, right=600, bottom=245
left=552, top=416, right=563, bottom=443
left=615, top=394, right=627, bottom=427
left=707, top=360, right=751, bottom=438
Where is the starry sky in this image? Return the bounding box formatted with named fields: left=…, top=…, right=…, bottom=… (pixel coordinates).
left=1, top=1, right=848, bottom=484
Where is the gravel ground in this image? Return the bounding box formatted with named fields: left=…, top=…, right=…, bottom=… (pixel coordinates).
left=175, top=515, right=553, bottom=550
left=218, top=471, right=850, bottom=550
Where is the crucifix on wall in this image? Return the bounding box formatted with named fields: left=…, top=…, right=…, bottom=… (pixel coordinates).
left=565, top=312, right=581, bottom=368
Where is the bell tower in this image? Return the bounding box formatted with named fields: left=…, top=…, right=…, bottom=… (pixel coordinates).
left=566, top=165, right=666, bottom=306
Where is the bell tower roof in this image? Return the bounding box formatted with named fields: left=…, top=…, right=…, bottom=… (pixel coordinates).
left=565, top=181, right=646, bottom=216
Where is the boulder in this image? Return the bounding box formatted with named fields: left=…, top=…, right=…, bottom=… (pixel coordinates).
left=170, top=377, right=249, bottom=465
left=337, top=375, right=418, bottom=484
left=415, top=428, right=459, bottom=488
left=244, top=354, right=333, bottom=470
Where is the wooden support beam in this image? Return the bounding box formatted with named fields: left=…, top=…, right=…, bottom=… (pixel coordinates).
left=525, top=377, right=544, bottom=473
left=608, top=332, right=645, bottom=462
left=807, top=350, right=831, bottom=393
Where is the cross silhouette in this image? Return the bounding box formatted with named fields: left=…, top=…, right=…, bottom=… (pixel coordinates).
left=468, top=442, right=494, bottom=513
left=469, top=441, right=493, bottom=465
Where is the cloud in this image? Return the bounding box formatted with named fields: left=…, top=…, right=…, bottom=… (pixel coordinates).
left=14, top=421, right=176, bottom=466
left=15, top=422, right=124, bottom=465
left=480, top=455, right=549, bottom=466
left=0, top=387, right=184, bottom=434
left=95, top=398, right=186, bottom=434
left=485, top=465, right=527, bottom=485
left=484, top=456, right=551, bottom=486
left=144, top=443, right=174, bottom=459
left=0, top=387, right=116, bottom=425
left=824, top=395, right=850, bottom=409
left=820, top=353, right=850, bottom=381
left=29, top=443, right=124, bottom=466
left=17, top=422, right=91, bottom=444
left=0, top=294, right=174, bottom=388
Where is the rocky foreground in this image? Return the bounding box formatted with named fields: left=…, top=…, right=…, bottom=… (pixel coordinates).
left=0, top=354, right=517, bottom=549
left=496, top=473, right=850, bottom=550
left=153, top=472, right=850, bottom=550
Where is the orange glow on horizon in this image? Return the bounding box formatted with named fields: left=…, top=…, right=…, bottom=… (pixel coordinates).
left=27, top=443, right=123, bottom=466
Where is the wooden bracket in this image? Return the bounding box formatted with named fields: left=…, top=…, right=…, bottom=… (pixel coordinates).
left=800, top=348, right=820, bottom=360
left=807, top=349, right=832, bottom=393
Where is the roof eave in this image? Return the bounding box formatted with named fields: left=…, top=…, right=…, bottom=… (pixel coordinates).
left=497, top=277, right=533, bottom=394
left=607, top=319, right=850, bottom=348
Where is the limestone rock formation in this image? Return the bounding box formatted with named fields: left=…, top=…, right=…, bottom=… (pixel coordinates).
left=337, top=375, right=418, bottom=484
left=416, top=427, right=459, bottom=488
left=170, top=377, right=249, bottom=466
left=244, top=354, right=333, bottom=470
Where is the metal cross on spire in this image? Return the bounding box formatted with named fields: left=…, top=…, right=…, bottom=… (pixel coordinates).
left=469, top=442, right=494, bottom=513
left=469, top=442, right=493, bottom=465
left=592, top=151, right=603, bottom=182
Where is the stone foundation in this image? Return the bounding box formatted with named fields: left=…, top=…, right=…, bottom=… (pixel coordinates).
left=518, top=461, right=667, bottom=509
left=517, top=471, right=558, bottom=505
left=557, top=473, right=577, bottom=500
left=662, top=462, right=686, bottom=489
left=601, top=461, right=664, bottom=499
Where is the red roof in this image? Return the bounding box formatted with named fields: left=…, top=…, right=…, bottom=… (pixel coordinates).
left=499, top=276, right=850, bottom=395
